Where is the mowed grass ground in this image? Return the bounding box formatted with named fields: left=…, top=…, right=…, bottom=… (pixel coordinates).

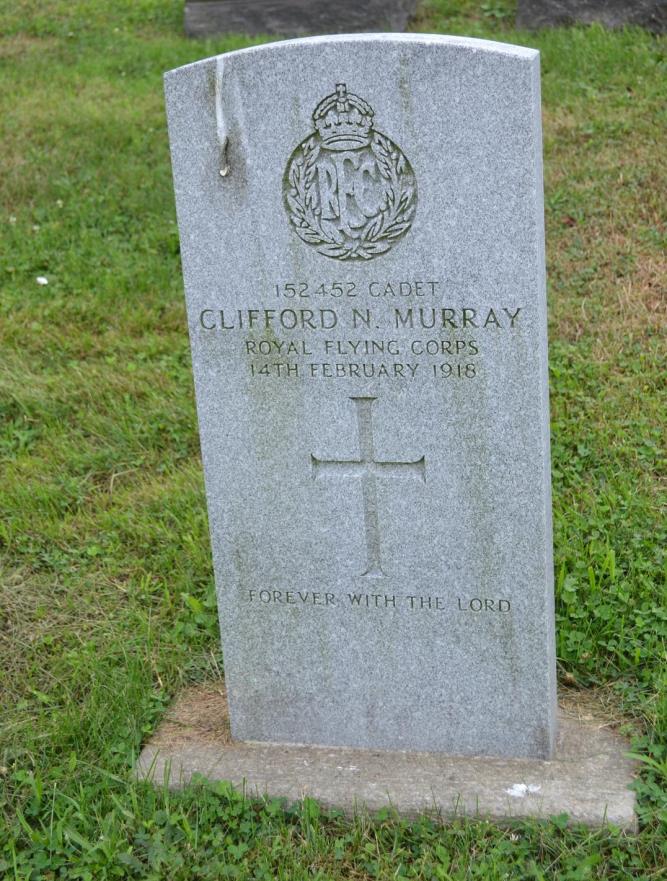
left=0, top=0, right=665, bottom=877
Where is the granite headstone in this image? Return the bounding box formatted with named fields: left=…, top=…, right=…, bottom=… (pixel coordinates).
left=164, top=34, right=557, bottom=759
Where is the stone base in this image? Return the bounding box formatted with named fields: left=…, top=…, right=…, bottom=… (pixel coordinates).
left=136, top=684, right=637, bottom=830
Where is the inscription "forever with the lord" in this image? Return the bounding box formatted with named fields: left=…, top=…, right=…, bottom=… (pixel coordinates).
left=246, top=589, right=512, bottom=612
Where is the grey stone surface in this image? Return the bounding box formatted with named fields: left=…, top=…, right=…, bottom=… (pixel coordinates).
left=185, top=0, right=420, bottom=38
left=164, top=35, right=556, bottom=759
left=136, top=685, right=638, bottom=830
left=517, top=0, right=667, bottom=33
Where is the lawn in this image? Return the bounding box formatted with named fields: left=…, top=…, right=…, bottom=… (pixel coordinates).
left=0, top=0, right=665, bottom=878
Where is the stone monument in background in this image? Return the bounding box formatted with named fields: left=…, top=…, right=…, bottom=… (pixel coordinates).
left=185, top=0, right=420, bottom=38
left=517, top=0, right=666, bottom=33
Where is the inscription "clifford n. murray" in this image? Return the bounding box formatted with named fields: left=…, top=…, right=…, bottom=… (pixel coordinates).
left=199, top=306, right=523, bottom=331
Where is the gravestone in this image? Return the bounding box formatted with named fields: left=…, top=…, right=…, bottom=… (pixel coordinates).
left=164, top=34, right=557, bottom=760
left=517, top=0, right=667, bottom=33
left=185, top=0, right=420, bottom=38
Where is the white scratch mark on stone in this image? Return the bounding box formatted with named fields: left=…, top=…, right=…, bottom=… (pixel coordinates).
left=215, top=56, right=229, bottom=177
left=505, top=783, right=542, bottom=798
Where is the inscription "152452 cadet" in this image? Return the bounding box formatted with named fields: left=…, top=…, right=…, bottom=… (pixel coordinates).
left=273, top=280, right=440, bottom=298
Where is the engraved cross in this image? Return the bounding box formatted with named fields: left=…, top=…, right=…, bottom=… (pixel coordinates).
left=311, top=396, right=425, bottom=578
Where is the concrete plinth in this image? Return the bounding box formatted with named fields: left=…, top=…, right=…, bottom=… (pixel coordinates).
left=136, top=685, right=637, bottom=830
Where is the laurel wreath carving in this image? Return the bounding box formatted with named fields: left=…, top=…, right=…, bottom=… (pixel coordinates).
left=284, top=133, right=417, bottom=261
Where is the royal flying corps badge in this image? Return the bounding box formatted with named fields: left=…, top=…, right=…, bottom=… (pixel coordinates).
left=283, top=84, right=417, bottom=261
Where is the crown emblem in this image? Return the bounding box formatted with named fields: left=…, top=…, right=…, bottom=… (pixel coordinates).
left=313, top=83, right=374, bottom=151
left=283, top=83, right=417, bottom=261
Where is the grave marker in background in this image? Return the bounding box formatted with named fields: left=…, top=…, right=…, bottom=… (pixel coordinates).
left=517, top=0, right=666, bottom=33
left=164, top=34, right=557, bottom=759
left=185, top=0, right=420, bottom=38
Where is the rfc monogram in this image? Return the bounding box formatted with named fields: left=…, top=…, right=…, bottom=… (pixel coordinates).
left=284, top=84, right=417, bottom=261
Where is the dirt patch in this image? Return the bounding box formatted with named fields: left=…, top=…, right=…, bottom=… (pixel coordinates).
left=150, top=682, right=232, bottom=748
left=0, top=34, right=59, bottom=61
left=558, top=684, right=642, bottom=737
left=613, top=253, right=666, bottom=329
left=147, top=680, right=638, bottom=751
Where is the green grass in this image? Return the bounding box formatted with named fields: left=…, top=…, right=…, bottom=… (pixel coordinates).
left=1, top=0, right=666, bottom=877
